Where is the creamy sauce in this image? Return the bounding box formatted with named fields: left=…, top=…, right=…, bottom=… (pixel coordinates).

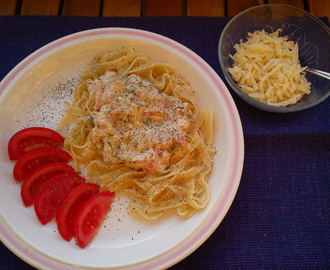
left=87, top=71, right=193, bottom=172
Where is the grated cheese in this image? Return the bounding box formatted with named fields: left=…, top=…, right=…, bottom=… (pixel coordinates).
left=228, top=29, right=311, bottom=107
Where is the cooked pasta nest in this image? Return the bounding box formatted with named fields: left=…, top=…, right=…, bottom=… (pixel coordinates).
left=58, top=48, right=215, bottom=220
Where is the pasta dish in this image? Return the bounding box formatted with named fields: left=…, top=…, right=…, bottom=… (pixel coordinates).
left=58, top=48, right=215, bottom=220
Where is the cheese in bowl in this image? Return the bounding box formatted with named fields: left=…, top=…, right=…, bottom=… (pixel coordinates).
left=228, top=29, right=311, bottom=107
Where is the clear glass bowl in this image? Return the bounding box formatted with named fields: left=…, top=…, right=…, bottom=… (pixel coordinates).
left=218, top=4, right=330, bottom=112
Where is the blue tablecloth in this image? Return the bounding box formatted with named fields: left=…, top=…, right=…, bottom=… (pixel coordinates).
left=0, top=15, right=329, bottom=270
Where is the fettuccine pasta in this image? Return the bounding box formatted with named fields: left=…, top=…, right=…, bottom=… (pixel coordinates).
left=58, top=48, right=215, bottom=220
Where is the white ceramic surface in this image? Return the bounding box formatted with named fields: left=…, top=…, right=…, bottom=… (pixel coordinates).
left=0, top=28, right=244, bottom=270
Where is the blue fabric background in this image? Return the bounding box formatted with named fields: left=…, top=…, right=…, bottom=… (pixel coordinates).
left=0, top=15, right=329, bottom=269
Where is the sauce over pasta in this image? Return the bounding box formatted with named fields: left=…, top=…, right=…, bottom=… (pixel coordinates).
left=87, top=71, right=193, bottom=172
left=58, top=48, right=215, bottom=220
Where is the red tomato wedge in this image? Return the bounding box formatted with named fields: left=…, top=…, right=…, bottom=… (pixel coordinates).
left=8, top=127, right=64, bottom=160
left=34, top=172, right=85, bottom=225
left=13, top=147, right=72, bottom=181
left=56, top=183, right=100, bottom=242
left=21, top=162, right=75, bottom=207
left=74, top=191, right=115, bottom=248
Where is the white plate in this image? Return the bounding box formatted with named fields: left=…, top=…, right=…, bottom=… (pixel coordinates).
left=0, top=28, right=244, bottom=269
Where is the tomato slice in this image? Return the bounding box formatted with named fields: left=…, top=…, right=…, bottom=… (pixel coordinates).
left=56, top=183, right=100, bottom=242
left=74, top=191, right=115, bottom=248
left=21, top=162, right=75, bottom=207
left=8, top=127, right=64, bottom=160
left=13, top=147, right=72, bottom=181
left=34, top=172, right=85, bottom=225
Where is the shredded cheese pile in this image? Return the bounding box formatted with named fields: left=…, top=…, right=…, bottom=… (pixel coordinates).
left=228, top=29, right=311, bottom=107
